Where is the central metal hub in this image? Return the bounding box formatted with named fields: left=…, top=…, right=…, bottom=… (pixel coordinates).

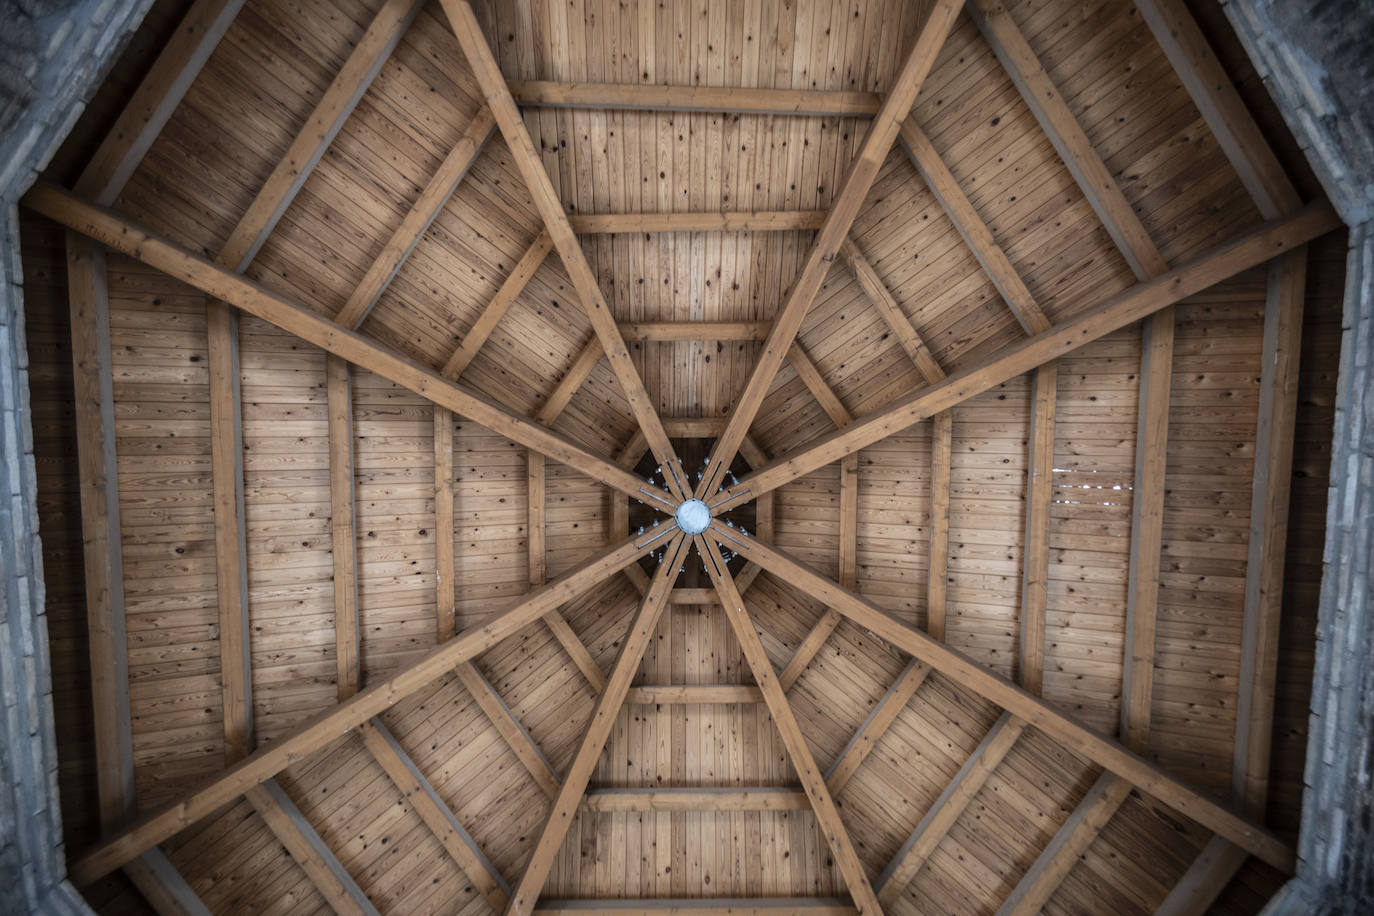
left=674, top=498, right=711, bottom=535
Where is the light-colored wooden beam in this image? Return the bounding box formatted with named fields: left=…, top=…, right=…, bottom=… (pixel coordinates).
left=839, top=237, right=948, bottom=381
left=706, top=526, right=1295, bottom=872
left=619, top=320, right=773, bottom=341
left=702, top=202, right=1338, bottom=513
left=443, top=230, right=554, bottom=380
left=74, top=0, right=245, bottom=204
left=434, top=408, right=456, bottom=642
left=623, top=685, right=764, bottom=705
left=444, top=0, right=687, bottom=502
left=896, top=119, right=1050, bottom=336
left=696, top=0, right=961, bottom=499
left=1154, top=834, right=1248, bottom=916
left=122, top=850, right=211, bottom=916
left=360, top=719, right=510, bottom=910
left=569, top=211, right=828, bottom=234
left=532, top=900, right=857, bottom=915
left=335, top=107, right=496, bottom=330
left=528, top=451, right=546, bottom=590
left=994, top=771, right=1133, bottom=915
left=24, top=181, right=682, bottom=511
left=876, top=712, right=1026, bottom=905
left=825, top=659, right=932, bottom=795
left=508, top=79, right=882, bottom=116
left=328, top=355, right=360, bottom=701
left=506, top=534, right=692, bottom=916
left=67, top=531, right=657, bottom=884
left=697, top=537, right=881, bottom=914
left=245, top=780, right=380, bottom=916
left=1020, top=362, right=1056, bottom=696
left=454, top=662, right=561, bottom=799
left=581, top=787, right=811, bottom=812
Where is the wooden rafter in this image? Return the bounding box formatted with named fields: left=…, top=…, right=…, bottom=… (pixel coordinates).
left=824, top=659, right=932, bottom=796
left=443, top=0, right=688, bottom=501
left=581, top=788, right=811, bottom=812
left=508, top=80, right=882, bottom=116
left=24, top=181, right=681, bottom=511
left=442, top=230, right=554, bottom=380
left=703, top=524, right=1294, bottom=871
left=66, top=530, right=658, bottom=884
left=531, top=901, right=856, bottom=916
left=697, top=537, right=881, bottom=914
left=702, top=202, right=1338, bottom=514
left=569, top=211, right=827, bottom=234
left=697, top=0, right=961, bottom=499
left=328, top=355, right=361, bottom=700
left=876, top=711, right=1027, bottom=905
left=506, top=534, right=693, bottom=916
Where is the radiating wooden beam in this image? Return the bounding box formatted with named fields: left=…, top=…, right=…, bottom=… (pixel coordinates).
left=24, top=181, right=683, bottom=511
left=335, top=107, right=496, bottom=330
left=1020, top=362, right=1056, bottom=696
left=328, top=355, right=361, bottom=701
left=581, top=787, right=811, bottom=812
left=245, top=780, right=380, bottom=916
left=702, top=203, right=1338, bottom=513
left=876, top=712, right=1026, bottom=905
left=707, top=526, right=1294, bottom=872
left=454, top=662, right=561, bottom=799
left=74, top=0, right=245, bottom=205
left=697, top=537, right=881, bottom=914
left=68, top=532, right=657, bottom=884
left=443, top=230, right=554, bottom=380
left=532, top=900, right=857, bottom=916
left=696, top=0, right=961, bottom=499
left=508, top=79, right=882, bottom=116
left=359, top=719, right=510, bottom=910
left=506, top=534, right=692, bottom=916
left=569, top=211, right=828, bottom=234
left=444, top=0, right=688, bottom=502
left=994, top=770, right=1133, bottom=915
left=825, top=659, right=931, bottom=795
left=623, top=685, right=764, bottom=705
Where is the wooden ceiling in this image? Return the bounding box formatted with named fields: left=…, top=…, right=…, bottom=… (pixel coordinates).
left=15, top=0, right=1350, bottom=913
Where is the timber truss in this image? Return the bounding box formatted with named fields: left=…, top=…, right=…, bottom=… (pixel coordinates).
left=27, top=0, right=1341, bottom=913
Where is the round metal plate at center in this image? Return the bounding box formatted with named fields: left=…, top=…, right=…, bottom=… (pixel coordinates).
left=674, top=498, right=711, bottom=535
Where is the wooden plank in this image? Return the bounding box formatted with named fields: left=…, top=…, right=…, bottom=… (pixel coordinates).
left=244, top=780, right=380, bottom=916
left=994, top=771, right=1133, bottom=916
left=696, top=0, right=961, bottom=498
left=779, top=611, right=842, bottom=692
left=66, top=238, right=135, bottom=828
left=434, top=408, right=456, bottom=642
left=67, top=531, right=658, bottom=884
left=1020, top=362, right=1057, bottom=696
left=74, top=0, right=245, bottom=204
left=839, top=237, right=947, bottom=381
left=896, top=120, right=1050, bottom=335
left=697, top=538, right=881, bottom=914
left=1154, top=835, right=1248, bottom=916
left=877, top=713, right=1026, bottom=905
left=334, top=106, right=497, bottom=330
left=217, top=0, right=425, bottom=271
left=328, top=355, right=360, bottom=701
left=529, top=451, right=547, bottom=588
left=534, top=337, right=606, bottom=426
left=508, top=79, right=882, bottom=116
left=359, top=719, right=510, bottom=911
left=581, top=788, right=811, bottom=812
left=542, top=609, right=607, bottom=693
left=453, top=662, right=562, bottom=799
left=24, top=181, right=682, bottom=509
left=668, top=588, right=721, bottom=605
left=569, top=211, right=828, bottom=233
left=927, top=411, right=952, bottom=642
left=442, top=230, right=554, bottom=380
left=443, top=0, right=689, bottom=501
left=788, top=342, right=852, bottom=429
left=825, top=660, right=931, bottom=795
left=623, top=685, right=764, bottom=705
left=619, top=321, right=773, bottom=341
left=706, top=526, right=1295, bottom=871
left=122, top=850, right=211, bottom=916
left=701, top=202, right=1339, bottom=512
left=532, top=899, right=856, bottom=915
left=506, top=534, right=693, bottom=916
left=207, top=301, right=252, bottom=763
